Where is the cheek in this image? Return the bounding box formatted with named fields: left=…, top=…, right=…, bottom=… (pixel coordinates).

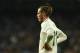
left=39, top=14, right=43, bottom=18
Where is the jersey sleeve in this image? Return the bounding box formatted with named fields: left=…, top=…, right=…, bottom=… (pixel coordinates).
left=56, top=30, right=67, bottom=44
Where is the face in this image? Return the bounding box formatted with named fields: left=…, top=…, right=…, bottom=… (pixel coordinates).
left=37, top=8, right=44, bottom=22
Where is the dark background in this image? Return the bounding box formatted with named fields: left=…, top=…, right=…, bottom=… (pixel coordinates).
left=0, top=0, right=80, bottom=53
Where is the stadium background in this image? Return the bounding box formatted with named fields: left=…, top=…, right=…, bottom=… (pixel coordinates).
left=0, top=0, right=80, bottom=53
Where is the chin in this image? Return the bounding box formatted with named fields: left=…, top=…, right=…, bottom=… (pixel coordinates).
left=38, top=21, right=41, bottom=23
left=38, top=20, right=42, bottom=23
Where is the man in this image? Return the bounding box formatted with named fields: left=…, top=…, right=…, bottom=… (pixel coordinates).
left=37, top=5, right=67, bottom=53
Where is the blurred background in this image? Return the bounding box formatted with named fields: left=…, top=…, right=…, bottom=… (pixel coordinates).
left=0, top=0, right=80, bottom=53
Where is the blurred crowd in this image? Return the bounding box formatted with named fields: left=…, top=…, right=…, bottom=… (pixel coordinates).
left=0, top=15, right=79, bottom=53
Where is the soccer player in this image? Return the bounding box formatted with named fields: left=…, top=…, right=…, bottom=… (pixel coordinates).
left=37, top=5, right=67, bottom=53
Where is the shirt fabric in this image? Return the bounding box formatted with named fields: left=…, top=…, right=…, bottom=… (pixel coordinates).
left=39, top=18, right=67, bottom=53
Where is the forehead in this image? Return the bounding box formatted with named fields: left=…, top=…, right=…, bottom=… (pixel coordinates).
left=37, top=8, right=41, bottom=13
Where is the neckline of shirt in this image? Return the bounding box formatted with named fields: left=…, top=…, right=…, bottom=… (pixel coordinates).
left=41, top=17, right=50, bottom=28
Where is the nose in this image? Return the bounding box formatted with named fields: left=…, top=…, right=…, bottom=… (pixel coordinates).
left=37, top=13, right=39, bottom=17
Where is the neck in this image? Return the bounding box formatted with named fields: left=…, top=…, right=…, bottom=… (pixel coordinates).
left=43, top=16, right=49, bottom=22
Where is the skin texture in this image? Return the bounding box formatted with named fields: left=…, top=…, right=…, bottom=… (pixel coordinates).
left=37, top=8, right=44, bottom=23
left=37, top=8, right=48, bottom=23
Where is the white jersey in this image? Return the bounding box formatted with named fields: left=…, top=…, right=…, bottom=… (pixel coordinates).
left=39, top=18, right=67, bottom=53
